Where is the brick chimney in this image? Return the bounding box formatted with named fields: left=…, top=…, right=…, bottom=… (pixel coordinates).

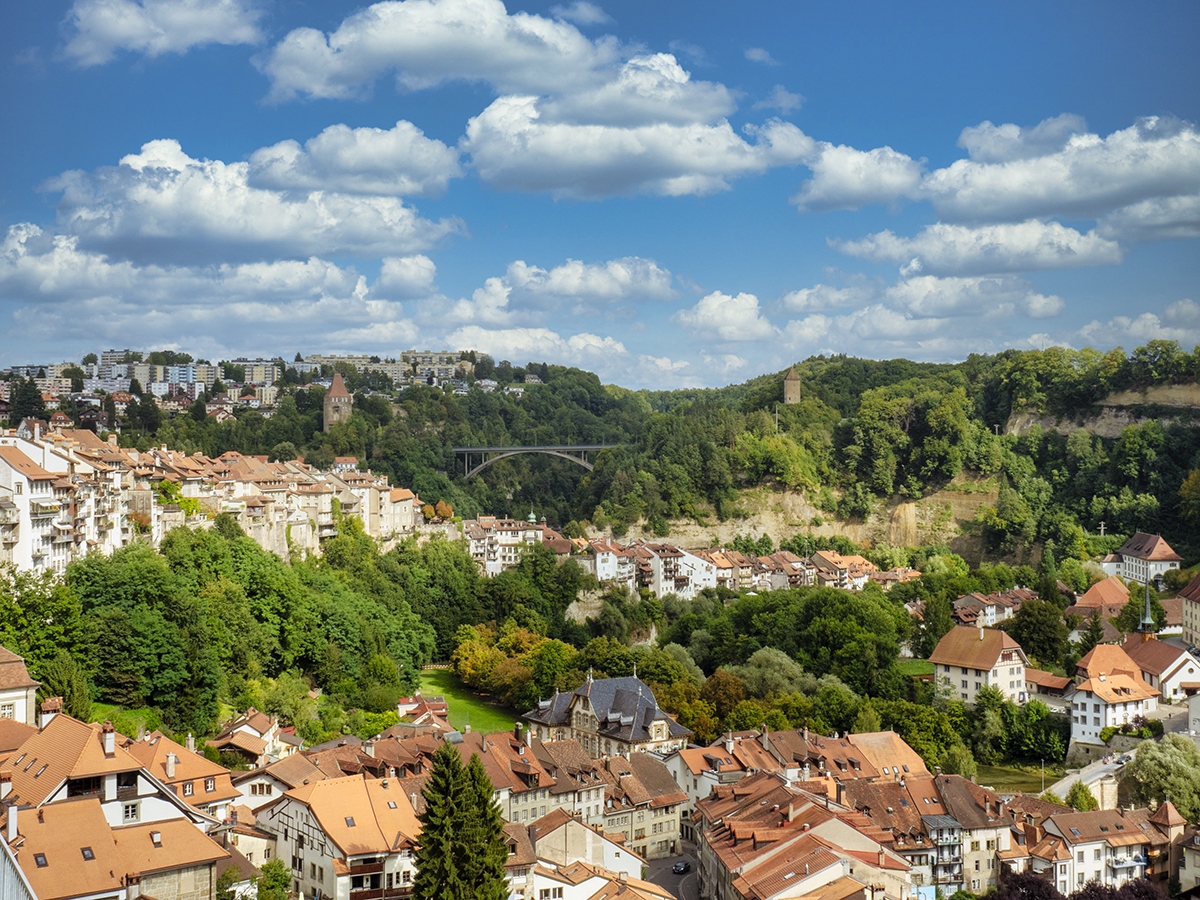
left=39, top=697, right=62, bottom=729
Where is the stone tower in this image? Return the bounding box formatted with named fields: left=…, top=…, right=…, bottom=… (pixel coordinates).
left=323, top=372, right=353, bottom=431
left=783, top=366, right=801, bottom=405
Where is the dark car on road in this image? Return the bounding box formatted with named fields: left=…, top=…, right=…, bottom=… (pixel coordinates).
left=672, top=862, right=691, bottom=874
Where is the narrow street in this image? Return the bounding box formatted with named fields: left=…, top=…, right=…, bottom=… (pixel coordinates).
left=645, top=847, right=700, bottom=900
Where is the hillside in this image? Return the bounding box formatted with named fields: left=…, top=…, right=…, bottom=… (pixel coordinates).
left=20, top=339, right=1200, bottom=565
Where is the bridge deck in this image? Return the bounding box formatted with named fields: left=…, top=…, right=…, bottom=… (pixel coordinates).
left=452, top=444, right=618, bottom=452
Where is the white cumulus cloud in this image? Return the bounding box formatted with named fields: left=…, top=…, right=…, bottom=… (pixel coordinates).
left=465, top=99, right=812, bottom=197
left=258, top=0, right=617, bottom=101
left=249, top=121, right=462, bottom=197
left=444, top=325, right=626, bottom=365
left=923, top=116, right=1200, bottom=223
left=833, top=220, right=1124, bottom=276
left=792, top=142, right=924, bottom=211
left=957, top=113, right=1088, bottom=163
left=884, top=274, right=1063, bottom=319
left=673, top=290, right=777, bottom=341
left=63, top=0, right=263, bottom=66
left=505, top=257, right=675, bottom=301
left=47, top=139, right=462, bottom=263
left=0, top=223, right=421, bottom=354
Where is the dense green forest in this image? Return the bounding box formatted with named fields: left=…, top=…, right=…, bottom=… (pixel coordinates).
left=45, top=338, right=1197, bottom=565
left=0, top=514, right=1073, bottom=774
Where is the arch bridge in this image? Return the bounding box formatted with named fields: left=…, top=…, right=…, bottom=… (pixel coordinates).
left=452, top=444, right=619, bottom=479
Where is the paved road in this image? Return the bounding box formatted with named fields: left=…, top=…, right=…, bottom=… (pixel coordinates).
left=646, top=848, right=700, bottom=900
left=1049, top=758, right=1124, bottom=797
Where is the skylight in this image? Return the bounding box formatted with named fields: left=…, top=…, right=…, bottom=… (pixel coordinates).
left=346, top=817, right=356, bottom=827
left=33, top=854, right=46, bottom=868
left=81, top=847, right=94, bottom=861
left=1070, top=828, right=1081, bottom=837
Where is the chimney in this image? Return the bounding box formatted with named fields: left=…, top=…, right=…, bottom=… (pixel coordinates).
left=802, top=726, right=809, bottom=743
left=382, top=779, right=390, bottom=790
left=878, top=848, right=885, bottom=866
left=166, top=753, right=176, bottom=779
left=619, top=872, right=628, bottom=883
left=0, top=772, right=10, bottom=802
left=514, top=723, right=522, bottom=742
left=411, top=792, right=419, bottom=810
left=5, top=803, right=16, bottom=844
left=525, top=725, right=533, bottom=748
left=136, top=724, right=145, bottom=741
left=979, top=626, right=985, bottom=641
left=186, top=733, right=195, bottom=753
left=724, top=732, right=734, bottom=754
left=39, top=697, right=62, bottom=729
left=836, top=782, right=845, bottom=807
left=102, top=720, right=115, bottom=755
left=363, top=742, right=375, bottom=758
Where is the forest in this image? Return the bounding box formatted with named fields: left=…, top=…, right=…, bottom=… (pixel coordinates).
left=16, top=339, right=1194, bottom=565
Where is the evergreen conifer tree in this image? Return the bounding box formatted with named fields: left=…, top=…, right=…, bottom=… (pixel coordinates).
left=458, top=753, right=508, bottom=900
left=412, top=742, right=468, bottom=900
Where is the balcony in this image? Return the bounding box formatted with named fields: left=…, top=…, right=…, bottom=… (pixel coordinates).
left=1110, top=856, right=1146, bottom=869
left=0, top=508, right=18, bottom=525
left=29, top=502, right=58, bottom=518
left=350, top=862, right=384, bottom=876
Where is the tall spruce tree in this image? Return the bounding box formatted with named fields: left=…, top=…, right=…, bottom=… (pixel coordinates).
left=413, top=742, right=509, bottom=900
left=458, top=753, right=508, bottom=900
left=413, top=742, right=468, bottom=900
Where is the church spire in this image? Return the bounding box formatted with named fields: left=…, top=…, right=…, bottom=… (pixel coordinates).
left=1138, top=581, right=1157, bottom=640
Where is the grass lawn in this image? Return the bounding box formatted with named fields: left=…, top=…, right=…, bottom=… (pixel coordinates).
left=898, top=659, right=935, bottom=677
left=976, top=763, right=1056, bottom=794
left=419, top=669, right=519, bottom=735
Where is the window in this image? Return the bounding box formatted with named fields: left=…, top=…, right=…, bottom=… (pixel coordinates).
left=81, top=847, right=94, bottom=861
left=205, top=777, right=215, bottom=792
left=123, top=802, right=140, bottom=823
left=311, top=862, right=317, bottom=878
left=971, top=841, right=980, bottom=851
left=0, top=704, right=13, bottom=719
left=345, top=817, right=356, bottom=827
left=1095, top=849, right=1102, bottom=861
left=1078, top=851, right=1085, bottom=863
left=987, top=840, right=996, bottom=850
left=33, top=854, right=46, bottom=868
left=183, top=782, right=194, bottom=797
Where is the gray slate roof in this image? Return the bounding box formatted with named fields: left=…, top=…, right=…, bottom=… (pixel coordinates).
left=523, top=676, right=691, bottom=743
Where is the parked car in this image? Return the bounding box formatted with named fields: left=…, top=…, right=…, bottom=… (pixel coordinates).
left=672, top=862, right=691, bottom=874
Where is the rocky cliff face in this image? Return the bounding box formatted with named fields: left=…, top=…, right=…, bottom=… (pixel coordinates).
left=1008, top=383, right=1200, bottom=439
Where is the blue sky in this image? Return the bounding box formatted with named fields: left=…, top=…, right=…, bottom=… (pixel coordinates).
left=1, top=0, right=1198, bottom=388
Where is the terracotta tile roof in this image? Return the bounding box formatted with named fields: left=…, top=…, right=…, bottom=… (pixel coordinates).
left=1120, top=636, right=1190, bottom=677
left=1074, top=673, right=1159, bottom=704
left=121, top=731, right=240, bottom=806
left=1076, top=575, right=1130, bottom=611
left=846, top=731, right=929, bottom=779
left=280, top=774, right=421, bottom=857
left=3, top=716, right=140, bottom=807
left=3, top=796, right=124, bottom=899
left=112, top=816, right=229, bottom=875
left=0, top=647, right=39, bottom=692
left=928, top=626, right=1027, bottom=671
left=0, top=720, right=37, bottom=754
left=1075, top=644, right=1142, bottom=680
left=1180, top=573, right=1200, bottom=604
left=326, top=373, right=351, bottom=400
left=1026, top=669, right=1072, bottom=691
left=1117, top=532, right=1182, bottom=563
left=503, top=821, right=537, bottom=869
left=0, top=447, right=55, bottom=481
